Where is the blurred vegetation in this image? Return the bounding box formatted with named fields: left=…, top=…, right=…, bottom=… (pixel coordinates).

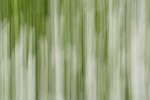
left=0, top=0, right=149, bottom=100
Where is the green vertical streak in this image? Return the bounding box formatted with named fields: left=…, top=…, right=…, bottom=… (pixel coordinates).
left=49, top=0, right=56, bottom=99
left=9, top=0, right=14, bottom=99
left=75, top=4, right=85, bottom=100
left=0, top=0, right=2, bottom=20
left=14, top=0, right=20, bottom=42
left=95, top=0, right=109, bottom=99
left=64, top=0, right=71, bottom=99
left=47, top=0, right=54, bottom=98
left=125, top=0, right=132, bottom=100
left=145, top=0, right=150, bottom=99
left=95, top=0, right=100, bottom=99
left=9, top=0, right=19, bottom=99
left=125, top=0, right=129, bottom=100
left=81, top=11, right=86, bottom=100
left=1, top=0, right=9, bottom=19
left=31, top=0, right=48, bottom=99
left=105, top=1, right=109, bottom=100
left=9, top=0, right=14, bottom=56
left=79, top=12, right=85, bottom=100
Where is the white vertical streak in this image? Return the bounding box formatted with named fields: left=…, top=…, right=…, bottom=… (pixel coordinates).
left=53, top=0, right=64, bottom=99
left=0, top=20, right=10, bottom=100
left=131, top=0, right=146, bottom=100
left=85, top=0, right=96, bottom=99
left=108, top=0, right=121, bottom=100
left=27, top=30, right=35, bottom=100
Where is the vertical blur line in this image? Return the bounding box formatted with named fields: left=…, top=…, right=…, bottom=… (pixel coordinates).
left=38, top=37, right=48, bottom=100
left=49, top=0, right=57, bottom=99
left=5, top=21, right=10, bottom=100
left=81, top=8, right=86, bottom=100
left=14, top=0, right=20, bottom=100
left=130, top=0, right=146, bottom=99
left=125, top=0, right=132, bottom=100
left=0, top=20, right=10, bottom=100
left=145, top=0, right=150, bottom=99
left=9, top=0, right=19, bottom=99
left=34, top=0, right=48, bottom=99
left=69, top=0, right=77, bottom=100
left=14, top=0, right=19, bottom=40
left=52, top=0, right=64, bottom=99
left=0, top=0, right=2, bottom=20
left=47, top=0, right=57, bottom=99
left=0, top=22, right=2, bottom=100
left=95, top=0, right=109, bottom=99
left=84, top=0, right=97, bottom=99
left=64, top=0, right=69, bottom=99
left=108, top=0, right=122, bottom=100
left=76, top=0, right=86, bottom=100
left=35, top=0, right=39, bottom=99
left=95, top=0, right=100, bottom=98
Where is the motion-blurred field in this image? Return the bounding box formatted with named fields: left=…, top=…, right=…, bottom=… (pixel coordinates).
left=0, top=0, right=150, bottom=100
